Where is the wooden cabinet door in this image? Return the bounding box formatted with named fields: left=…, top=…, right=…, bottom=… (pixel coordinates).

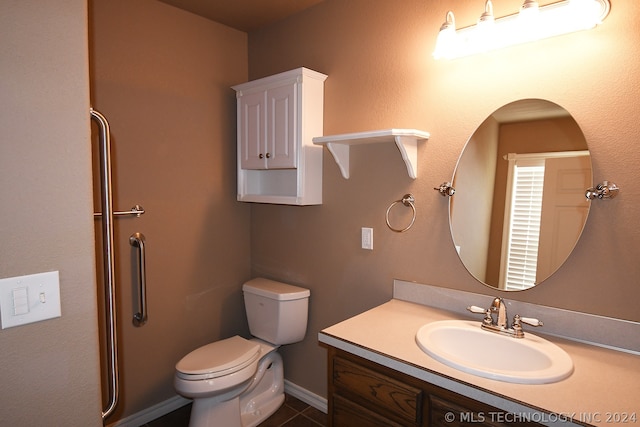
left=328, top=346, right=543, bottom=427
left=332, top=395, right=406, bottom=427
left=331, top=356, right=422, bottom=425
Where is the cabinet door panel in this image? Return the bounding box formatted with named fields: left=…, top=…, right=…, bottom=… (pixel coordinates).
left=332, top=356, right=422, bottom=424
left=239, top=91, right=267, bottom=169
left=266, top=83, right=297, bottom=169
left=429, top=395, right=511, bottom=427
left=333, top=395, right=405, bottom=427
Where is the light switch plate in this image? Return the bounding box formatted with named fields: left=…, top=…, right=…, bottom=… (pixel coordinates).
left=0, top=271, right=61, bottom=329
left=361, top=227, right=373, bottom=250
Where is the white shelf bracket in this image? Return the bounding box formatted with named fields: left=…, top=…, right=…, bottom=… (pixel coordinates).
left=394, top=135, right=419, bottom=179
left=326, top=142, right=350, bottom=179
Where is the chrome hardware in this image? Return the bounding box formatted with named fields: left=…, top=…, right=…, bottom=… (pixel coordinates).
left=468, top=305, right=494, bottom=327
left=585, top=180, right=620, bottom=200
left=385, top=194, right=416, bottom=233
left=491, top=297, right=508, bottom=329
left=130, top=233, right=147, bottom=327
left=90, top=108, right=119, bottom=420
left=434, top=182, right=455, bottom=197
left=512, top=314, right=544, bottom=338
left=94, top=204, right=145, bottom=218
left=467, top=297, right=543, bottom=339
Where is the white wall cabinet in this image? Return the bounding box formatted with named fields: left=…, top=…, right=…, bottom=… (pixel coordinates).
left=233, top=68, right=327, bottom=205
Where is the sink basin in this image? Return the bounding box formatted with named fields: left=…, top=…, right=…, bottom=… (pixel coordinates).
left=416, top=320, right=573, bottom=384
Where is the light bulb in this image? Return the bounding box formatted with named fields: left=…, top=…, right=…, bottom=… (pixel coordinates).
left=475, top=0, right=496, bottom=52
left=478, top=0, right=495, bottom=27
left=520, top=0, right=540, bottom=15
left=433, top=11, right=458, bottom=59
left=569, top=0, right=602, bottom=28
left=519, top=0, right=541, bottom=42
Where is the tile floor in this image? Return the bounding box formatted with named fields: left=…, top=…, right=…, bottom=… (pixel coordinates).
left=144, top=393, right=327, bottom=427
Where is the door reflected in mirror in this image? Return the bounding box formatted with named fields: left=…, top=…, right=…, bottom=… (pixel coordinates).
left=450, top=99, right=592, bottom=291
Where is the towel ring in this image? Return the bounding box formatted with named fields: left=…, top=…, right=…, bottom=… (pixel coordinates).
left=385, top=194, right=416, bottom=233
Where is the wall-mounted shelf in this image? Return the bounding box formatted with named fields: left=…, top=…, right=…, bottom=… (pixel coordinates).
left=313, top=129, right=430, bottom=179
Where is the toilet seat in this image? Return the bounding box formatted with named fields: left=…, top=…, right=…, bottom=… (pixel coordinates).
left=176, top=336, right=260, bottom=381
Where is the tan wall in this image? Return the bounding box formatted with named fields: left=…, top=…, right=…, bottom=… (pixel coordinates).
left=248, top=0, right=640, bottom=398
left=0, top=1, right=102, bottom=425
left=89, top=0, right=250, bottom=421
left=451, top=115, right=499, bottom=282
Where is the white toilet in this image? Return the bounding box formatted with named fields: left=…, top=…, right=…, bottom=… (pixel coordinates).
left=174, top=278, right=310, bottom=427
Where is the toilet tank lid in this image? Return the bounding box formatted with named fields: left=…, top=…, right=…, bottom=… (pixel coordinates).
left=242, top=278, right=310, bottom=301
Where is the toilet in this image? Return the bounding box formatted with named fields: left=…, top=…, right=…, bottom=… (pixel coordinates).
left=174, top=278, right=310, bottom=427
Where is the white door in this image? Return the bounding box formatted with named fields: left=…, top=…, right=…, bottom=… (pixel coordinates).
left=537, top=155, right=591, bottom=282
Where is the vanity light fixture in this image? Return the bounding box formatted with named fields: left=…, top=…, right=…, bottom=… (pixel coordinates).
left=432, top=0, right=611, bottom=60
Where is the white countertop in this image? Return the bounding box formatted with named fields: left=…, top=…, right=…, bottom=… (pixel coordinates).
left=319, top=298, right=640, bottom=427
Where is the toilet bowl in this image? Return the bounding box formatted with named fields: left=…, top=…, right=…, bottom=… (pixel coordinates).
left=174, top=278, right=310, bottom=427
left=239, top=341, right=284, bottom=427
left=174, top=335, right=260, bottom=399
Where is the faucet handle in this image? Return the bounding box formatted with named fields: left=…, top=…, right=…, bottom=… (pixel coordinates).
left=467, top=305, right=486, bottom=314
left=467, top=305, right=493, bottom=326
left=512, top=314, right=543, bottom=338
left=520, top=317, right=543, bottom=327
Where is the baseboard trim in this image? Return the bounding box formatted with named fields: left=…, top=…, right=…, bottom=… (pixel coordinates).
left=284, top=380, right=328, bottom=414
left=105, top=394, right=191, bottom=427
left=106, top=381, right=326, bottom=426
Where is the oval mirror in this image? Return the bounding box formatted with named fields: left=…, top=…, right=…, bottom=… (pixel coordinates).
left=450, top=99, right=592, bottom=291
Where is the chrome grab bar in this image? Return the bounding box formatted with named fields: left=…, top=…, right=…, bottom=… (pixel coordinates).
left=90, top=108, right=119, bottom=420
left=130, top=232, right=148, bottom=327
left=94, top=204, right=145, bottom=218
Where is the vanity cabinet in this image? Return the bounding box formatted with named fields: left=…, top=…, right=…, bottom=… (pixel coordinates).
left=327, top=346, right=542, bottom=427
left=232, top=67, right=327, bottom=205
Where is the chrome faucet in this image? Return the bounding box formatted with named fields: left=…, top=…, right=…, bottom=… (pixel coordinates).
left=490, top=297, right=508, bottom=329
left=467, top=297, right=543, bottom=338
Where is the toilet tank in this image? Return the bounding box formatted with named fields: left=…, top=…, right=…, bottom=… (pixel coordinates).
left=242, top=278, right=310, bottom=345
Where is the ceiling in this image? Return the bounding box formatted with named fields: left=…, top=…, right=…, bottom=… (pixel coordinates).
left=158, top=0, right=325, bottom=32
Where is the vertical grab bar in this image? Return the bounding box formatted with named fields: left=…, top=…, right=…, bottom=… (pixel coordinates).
left=130, top=233, right=147, bottom=326
left=90, top=108, right=119, bottom=421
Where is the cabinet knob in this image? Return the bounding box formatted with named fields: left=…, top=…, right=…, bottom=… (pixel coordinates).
left=266, top=153, right=271, bottom=159
left=259, top=153, right=264, bottom=159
